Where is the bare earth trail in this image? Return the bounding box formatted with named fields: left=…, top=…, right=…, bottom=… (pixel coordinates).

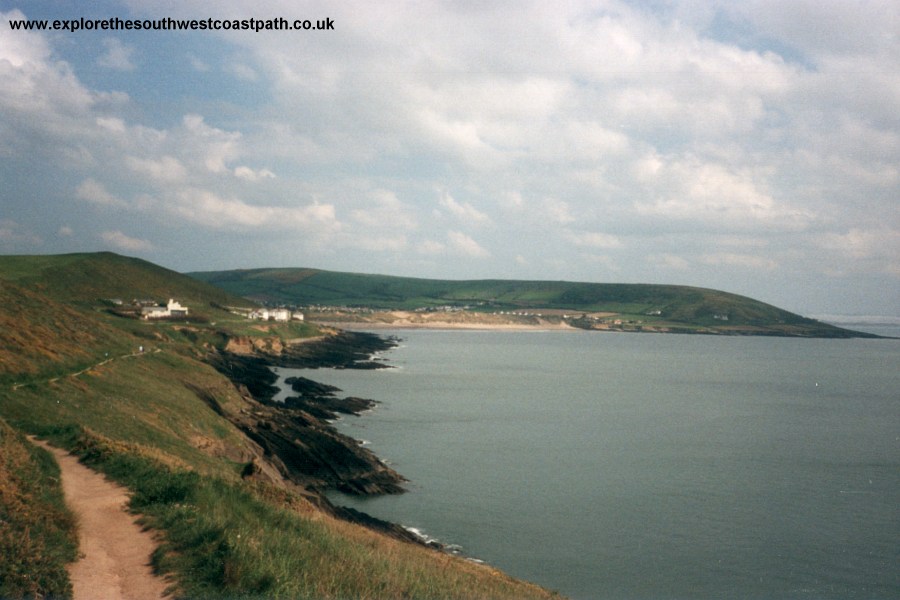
left=31, top=438, right=171, bottom=600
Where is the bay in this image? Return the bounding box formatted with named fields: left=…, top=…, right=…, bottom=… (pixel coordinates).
left=275, top=330, right=900, bottom=599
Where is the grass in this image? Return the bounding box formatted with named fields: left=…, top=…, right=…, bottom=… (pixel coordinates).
left=3, top=350, right=258, bottom=480
left=26, top=425, right=558, bottom=600
left=0, top=252, right=560, bottom=599
left=0, top=279, right=135, bottom=383
left=0, top=252, right=254, bottom=309
left=2, top=352, right=558, bottom=598
left=0, top=418, right=78, bottom=599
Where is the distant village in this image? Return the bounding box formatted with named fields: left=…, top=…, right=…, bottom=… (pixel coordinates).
left=104, top=297, right=726, bottom=329
left=245, top=307, right=304, bottom=322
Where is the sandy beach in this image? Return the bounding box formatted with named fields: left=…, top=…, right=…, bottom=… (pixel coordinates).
left=314, top=310, right=583, bottom=331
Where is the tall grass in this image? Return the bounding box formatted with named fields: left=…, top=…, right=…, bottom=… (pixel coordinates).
left=0, top=419, right=78, bottom=599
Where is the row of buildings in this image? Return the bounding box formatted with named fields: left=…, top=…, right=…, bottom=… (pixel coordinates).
left=248, top=307, right=304, bottom=322
left=138, top=299, right=303, bottom=323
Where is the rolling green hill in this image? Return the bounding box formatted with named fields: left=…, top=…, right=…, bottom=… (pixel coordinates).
left=190, top=267, right=874, bottom=337
left=0, top=252, right=254, bottom=309
left=0, top=253, right=259, bottom=380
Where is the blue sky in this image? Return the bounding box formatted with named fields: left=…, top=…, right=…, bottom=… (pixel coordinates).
left=1, top=0, right=898, bottom=317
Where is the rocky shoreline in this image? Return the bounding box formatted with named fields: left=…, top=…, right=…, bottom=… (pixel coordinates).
left=205, top=330, right=431, bottom=545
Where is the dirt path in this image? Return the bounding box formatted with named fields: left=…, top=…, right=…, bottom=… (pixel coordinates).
left=31, top=439, right=171, bottom=600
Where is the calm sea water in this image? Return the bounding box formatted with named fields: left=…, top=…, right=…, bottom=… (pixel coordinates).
left=276, top=330, right=900, bottom=599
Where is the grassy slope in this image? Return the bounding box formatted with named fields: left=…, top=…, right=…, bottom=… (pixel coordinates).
left=0, top=418, right=78, bottom=599
left=191, top=267, right=869, bottom=337
left=0, top=252, right=252, bottom=309
left=0, top=253, right=559, bottom=600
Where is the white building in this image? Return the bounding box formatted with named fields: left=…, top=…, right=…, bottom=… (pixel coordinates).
left=249, top=308, right=293, bottom=322
left=141, top=305, right=169, bottom=319
left=167, top=299, right=189, bottom=317
left=142, top=299, right=189, bottom=319
left=270, top=308, right=291, bottom=322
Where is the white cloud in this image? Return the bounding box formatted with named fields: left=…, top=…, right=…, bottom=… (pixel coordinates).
left=229, top=62, right=258, bottom=82
left=0, top=219, right=41, bottom=246
left=180, top=114, right=241, bottom=174
left=100, top=230, right=154, bottom=252
left=543, top=198, right=576, bottom=225
left=0, top=19, right=102, bottom=145
left=234, top=166, right=276, bottom=181
left=76, top=179, right=127, bottom=207
left=348, top=235, right=408, bottom=253
left=699, top=253, right=777, bottom=270
left=126, top=155, right=188, bottom=184
left=816, top=228, right=900, bottom=265
left=96, top=116, right=127, bottom=134
left=0, top=10, right=51, bottom=68
left=97, top=38, right=136, bottom=71
left=417, top=240, right=446, bottom=255
left=635, top=158, right=812, bottom=230
left=2, top=1, right=898, bottom=314
left=439, top=193, right=490, bottom=225
left=649, top=253, right=690, bottom=270
left=447, top=231, right=490, bottom=258
left=163, top=188, right=341, bottom=233
left=500, top=191, right=525, bottom=210
left=566, top=231, right=623, bottom=249
left=350, top=190, right=417, bottom=230
left=583, top=253, right=618, bottom=270
left=188, top=54, right=210, bottom=72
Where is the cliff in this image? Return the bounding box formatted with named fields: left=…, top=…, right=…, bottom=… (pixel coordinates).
left=205, top=331, right=407, bottom=496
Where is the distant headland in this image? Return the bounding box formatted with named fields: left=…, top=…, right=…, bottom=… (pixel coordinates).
left=190, top=266, right=880, bottom=338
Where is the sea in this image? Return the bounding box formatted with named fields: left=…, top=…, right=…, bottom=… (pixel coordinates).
left=274, top=328, right=900, bottom=599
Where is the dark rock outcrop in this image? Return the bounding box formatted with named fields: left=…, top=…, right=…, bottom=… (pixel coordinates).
left=282, top=375, right=376, bottom=420
left=234, top=401, right=406, bottom=495
left=275, top=330, right=397, bottom=369
left=205, top=331, right=406, bottom=496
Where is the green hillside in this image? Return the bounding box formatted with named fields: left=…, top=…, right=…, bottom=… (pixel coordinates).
left=0, top=253, right=259, bottom=381
left=0, top=252, right=558, bottom=599
left=0, top=252, right=254, bottom=310
left=190, top=267, right=873, bottom=337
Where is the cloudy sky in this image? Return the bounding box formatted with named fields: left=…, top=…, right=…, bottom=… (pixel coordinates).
left=1, top=0, right=898, bottom=316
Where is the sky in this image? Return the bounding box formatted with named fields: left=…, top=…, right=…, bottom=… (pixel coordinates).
left=1, top=0, right=898, bottom=317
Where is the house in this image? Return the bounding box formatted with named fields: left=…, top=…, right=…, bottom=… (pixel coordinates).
left=270, top=308, right=291, bottom=322
left=141, top=305, right=169, bottom=319
left=167, top=299, right=189, bottom=317
left=249, top=308, right=293, bottom=322
left=142, top=299, right=189, bottom=319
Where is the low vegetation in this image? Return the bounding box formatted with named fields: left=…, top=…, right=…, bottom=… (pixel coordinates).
left=0, top=252, right=559, bottom=599
left=25, top=425, right=552, bottom=599
left=0, top=419, right=78, bottom=599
